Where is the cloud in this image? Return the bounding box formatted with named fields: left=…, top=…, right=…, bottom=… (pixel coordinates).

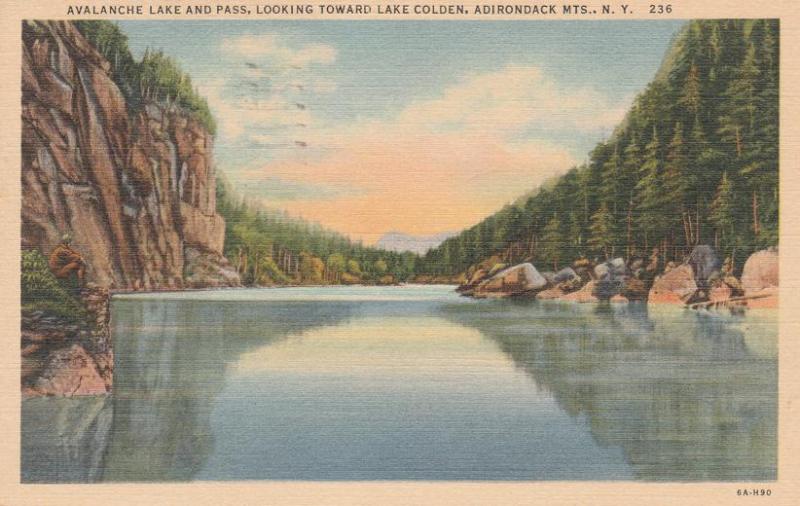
left=198, top=33, right=338, bottom=151
left=226, top=64, right=630, bottom=243
left=221, top=34, right=337, bottom=67
left=397, top=65, right=628, bottom=135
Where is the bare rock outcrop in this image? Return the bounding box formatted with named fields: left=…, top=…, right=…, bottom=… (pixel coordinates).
left=22, top=21, right=238, bottom=290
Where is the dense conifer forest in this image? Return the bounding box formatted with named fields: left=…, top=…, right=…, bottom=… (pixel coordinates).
left=416, top=19, right=778, bottom=278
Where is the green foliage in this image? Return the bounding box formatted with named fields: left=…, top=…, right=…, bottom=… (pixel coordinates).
left=299, top=253, right=325, bottom=284
left=347, top=259, right=362, bottom=276
left=588, top=204, right=615, bottom=259
left=540, top=215, right=564, bottom=270
left=21, top=249, right=86, bottom=323
left=216, top=176, right=416, bottom=285
left=417, top=19, right=778, bottom=276
left=710, top=171, right=736, bottom=251
left=73, top=21, right=216, bottom=134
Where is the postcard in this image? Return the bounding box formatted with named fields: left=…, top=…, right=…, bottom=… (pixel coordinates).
left=1, top=1, right=798, bottom=504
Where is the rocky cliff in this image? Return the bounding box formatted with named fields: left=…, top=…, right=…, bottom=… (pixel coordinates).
left=22, top=21, right=238, bottom=290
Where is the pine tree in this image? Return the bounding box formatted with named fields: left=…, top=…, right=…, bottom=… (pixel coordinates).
left=635, top=127, right=666, bottom=251
left=540, top=215, right=564, bottom=271
left=600, top=143, right=623, bottom=216
left=662, top=123, right=691, bottom=251
left=710, top=172, right=736, bottom=253
left=588, top=203, right=615, bottom=260
left=620, top=136, right=642, bottom=258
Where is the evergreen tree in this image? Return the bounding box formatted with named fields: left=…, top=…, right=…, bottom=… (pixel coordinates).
left=540, top=215, right=564, bottom=271
left=710, top=172, right=736, bottom=252
left=588, top=203, right=615, bottom=259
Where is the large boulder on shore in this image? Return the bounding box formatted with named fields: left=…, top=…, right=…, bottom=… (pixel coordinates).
left=648, top=264, right=697, bottom=304
left=473, top=262, right=547, bottom=298
left=687, top=245, right=721, bottom=289
left=741, top=248, right=778, bottom=308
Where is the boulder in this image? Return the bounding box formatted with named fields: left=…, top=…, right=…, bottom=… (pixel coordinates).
left=741, top=248, right=778, bottom=308
left=741, top=249, right=778, bottom=294
left=560, top=280, right=599, bottom=303
left=594, top=257, right=626, bottom=280
left=648, top=264, right=697, bottom=304
left=593, top=258, right=628, bottom=300
left=622, top=277, right=648, bottom=301
left=541, top=271, right=556, bottom=285
left=554, top=267, right=579, bottom=284
left=687, top=245, right=721, bottom=289
left=473, top=263, right=547, bottom=298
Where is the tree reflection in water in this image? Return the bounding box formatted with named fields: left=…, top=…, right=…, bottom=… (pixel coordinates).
left=442, top=300, right=777, bottom=481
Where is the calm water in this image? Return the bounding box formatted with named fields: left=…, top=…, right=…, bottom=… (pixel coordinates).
left=22, top=285, right=777, bottom=482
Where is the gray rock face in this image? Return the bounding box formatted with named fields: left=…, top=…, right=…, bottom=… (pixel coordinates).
left=687, top=245, right=720, bottom=289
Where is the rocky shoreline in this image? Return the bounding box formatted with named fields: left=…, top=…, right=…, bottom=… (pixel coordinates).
left=22, top=286, right=112, bottom=397
left=456, top=246, right=778, bottom=310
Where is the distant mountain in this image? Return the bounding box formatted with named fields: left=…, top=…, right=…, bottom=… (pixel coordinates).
left=376, top=231, right=457, bottom=255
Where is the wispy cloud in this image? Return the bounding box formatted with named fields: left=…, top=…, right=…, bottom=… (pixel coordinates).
left=221, top=34, right=337, bottom=66
left=199, top=33, right=338, bottom=145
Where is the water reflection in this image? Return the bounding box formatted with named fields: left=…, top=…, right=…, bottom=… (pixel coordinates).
left=441, top=299, right=777, bottom=481
left=105, top=298, right=357, bottom=481
left=21, top=288, right=777, bottom=482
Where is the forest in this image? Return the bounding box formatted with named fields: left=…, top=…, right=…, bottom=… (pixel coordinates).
left=216, top=178, right=418, bottom=285
left=416, top=19, right=778, bottom=278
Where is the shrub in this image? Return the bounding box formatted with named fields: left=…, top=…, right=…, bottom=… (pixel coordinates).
left=21, top=249, right=86, bottom=323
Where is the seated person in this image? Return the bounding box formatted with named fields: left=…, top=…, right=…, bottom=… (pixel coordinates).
left=49, top=234, right=85, bottom=284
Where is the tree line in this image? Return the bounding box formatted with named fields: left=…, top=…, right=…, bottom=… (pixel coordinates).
left=417, top=19, right=778, bottom=278
left=216, top=177, right=417, bottom=285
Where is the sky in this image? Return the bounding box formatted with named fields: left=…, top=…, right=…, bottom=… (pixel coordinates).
left=119, top=20, right=685, bottom=244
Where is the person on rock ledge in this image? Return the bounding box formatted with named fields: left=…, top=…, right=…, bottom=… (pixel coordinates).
left=49, top=233, right=85, bottom=287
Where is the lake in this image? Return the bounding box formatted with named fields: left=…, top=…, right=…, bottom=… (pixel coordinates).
left=21, top=285, right=777, bottom=482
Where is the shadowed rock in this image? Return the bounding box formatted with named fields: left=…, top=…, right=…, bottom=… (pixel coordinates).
left=687, top=245, right=721, bottom=290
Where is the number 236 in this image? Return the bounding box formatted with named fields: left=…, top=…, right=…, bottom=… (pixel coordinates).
left=650, top=4, right=673, bottom=14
